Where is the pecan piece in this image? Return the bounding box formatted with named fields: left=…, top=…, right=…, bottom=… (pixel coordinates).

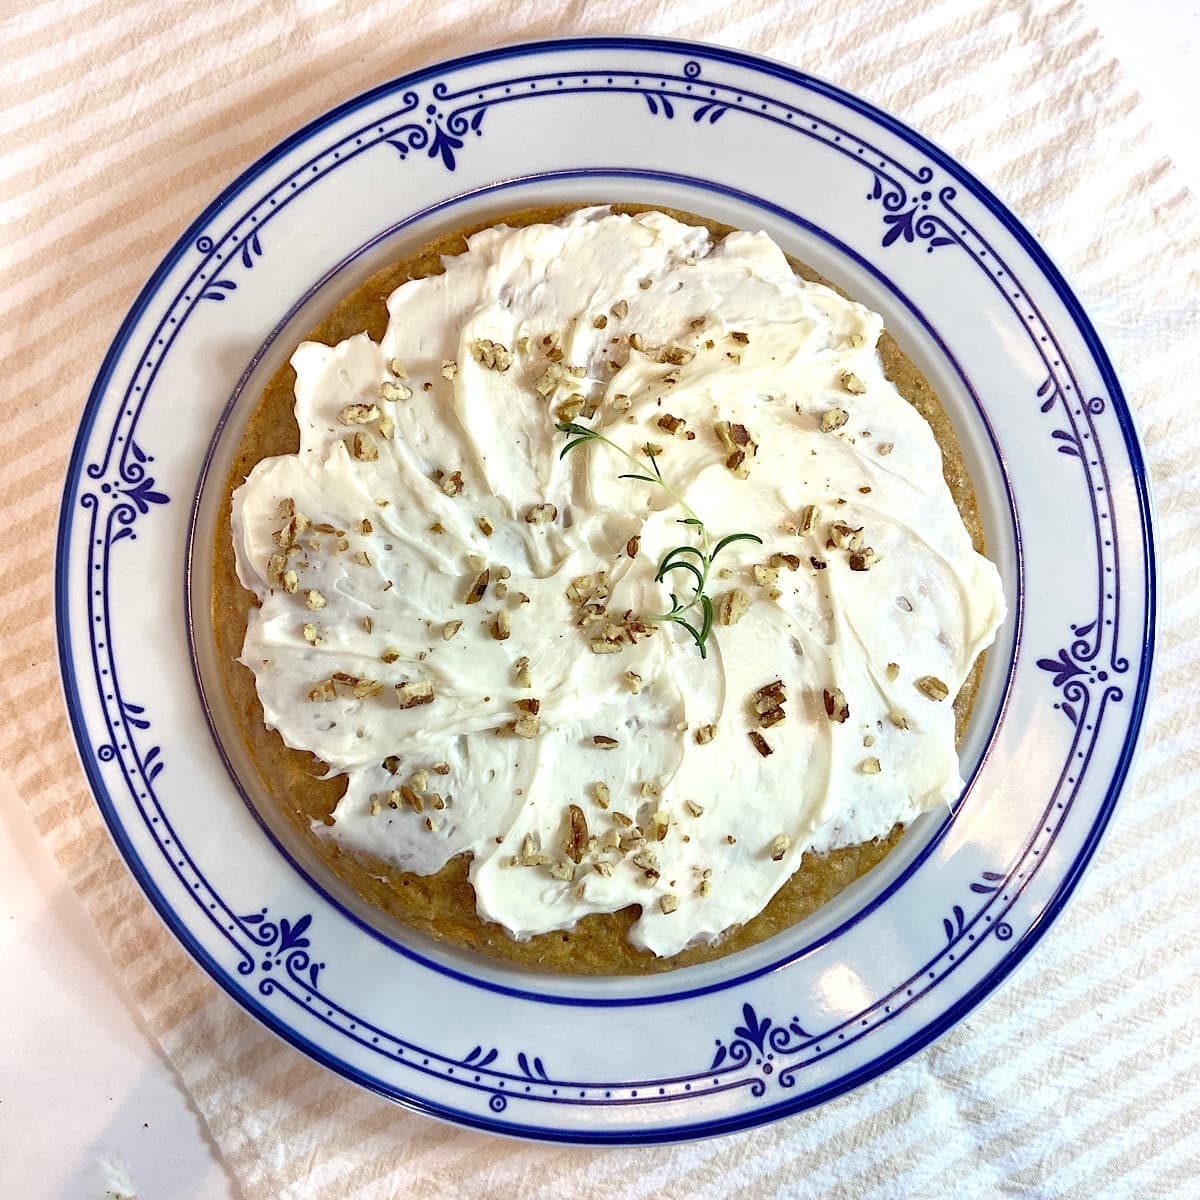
left=823, top=687, right=850, bottom=723
left=469, top=339, right=513, bottom=372
left=915, top=675, right=950, bottom=701
left=716, top=588, right=752, bottom=626
left=395, top=681, right=435, bottom=709
left=511, top=713, right=540, bottom=739
left=463, top=567, right=490, bottom=604
left=748, top=731, right=773, bottom=758
left=338, top=403, right=381, bottom=425
left=564, top=804, right=588, bottom=863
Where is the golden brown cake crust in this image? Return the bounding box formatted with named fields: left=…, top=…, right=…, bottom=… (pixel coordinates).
left=211, top=203, right=986, bottom=975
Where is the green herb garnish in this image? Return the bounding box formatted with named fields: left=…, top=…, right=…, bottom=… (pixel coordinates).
left=556, top=421, right=762, bottom=658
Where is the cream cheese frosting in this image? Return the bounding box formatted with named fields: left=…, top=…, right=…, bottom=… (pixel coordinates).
left=231, top=208, right=1006, bottom=959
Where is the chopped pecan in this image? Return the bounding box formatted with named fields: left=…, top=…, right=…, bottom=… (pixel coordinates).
left=564, top=804, right=588, bottom=863
left=380, top=380, right=411, bottom=402
left=848, top=547, right=881, bottom=572
left=338, top=403, right=380, bottom=425
left=566, top=575, right=594, bottom=604
left=823, top=687, right=850, bottom=723
left=395, top=681, right=434, bottom=709
left=830, top=522, right=864, bottom=552
left=716, top=588, right=751, bottom=626
left=512, top=713, right=540, bottom=739
left=463, top=567, right=490, bottom=604
left=469, top=339, right=512, bottom=372
left=559, top=394, right=590, bottom=424
left=915, top=675, right=950, bottom=701
left=658, top=344, right=694, bottom=366
left=714, top=420, right=756, bottom=478
left=748, top=731, right=773, bottom=758
left=820, top=407, right=849, bottom=433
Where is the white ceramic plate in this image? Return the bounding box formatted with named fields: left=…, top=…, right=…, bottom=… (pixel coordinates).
left=57, top=38, right=1155, bottom=1143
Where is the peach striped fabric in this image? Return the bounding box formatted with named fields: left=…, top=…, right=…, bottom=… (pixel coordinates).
left=4, top=0, right=1199, bottom=1196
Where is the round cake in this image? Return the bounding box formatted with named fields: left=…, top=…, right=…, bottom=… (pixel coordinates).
left=213, top=204, right=1005, bottom=974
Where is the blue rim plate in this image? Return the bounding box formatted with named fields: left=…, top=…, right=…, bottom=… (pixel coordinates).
left=56, top=37, right=1155, bottom=1143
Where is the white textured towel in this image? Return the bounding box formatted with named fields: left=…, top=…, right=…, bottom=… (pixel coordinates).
left=3, top=1, right=1198, bottom=1196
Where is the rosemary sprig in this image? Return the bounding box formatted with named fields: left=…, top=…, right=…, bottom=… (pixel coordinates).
left=557, top=422, right=701, bottom=524
left=556, top=421, right=762, bottom=657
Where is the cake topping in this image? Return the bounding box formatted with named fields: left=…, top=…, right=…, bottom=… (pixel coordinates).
left=231, top=208, right=1005, bottom=959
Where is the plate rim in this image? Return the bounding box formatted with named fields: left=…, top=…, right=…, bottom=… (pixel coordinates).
left=55, top=34, right=1158, bottom=1143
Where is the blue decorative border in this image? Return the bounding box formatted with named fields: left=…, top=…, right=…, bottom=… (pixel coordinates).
left=56, top=38, right=1156, bottom=1143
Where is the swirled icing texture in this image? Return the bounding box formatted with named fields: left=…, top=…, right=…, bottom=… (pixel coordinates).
left=231, top=209, right=1005, bottom=959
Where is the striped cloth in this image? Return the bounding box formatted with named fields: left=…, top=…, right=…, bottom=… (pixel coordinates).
left=4, top=0, right=1198, bottom=1196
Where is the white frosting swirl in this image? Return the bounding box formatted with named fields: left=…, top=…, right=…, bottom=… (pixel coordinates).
left=231, top=209, right=1005, bottom=959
